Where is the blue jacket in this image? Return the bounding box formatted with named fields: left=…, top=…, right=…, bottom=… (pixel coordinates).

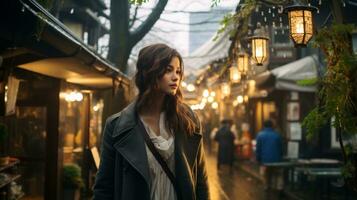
left=256, top=128, right=282, bottom=164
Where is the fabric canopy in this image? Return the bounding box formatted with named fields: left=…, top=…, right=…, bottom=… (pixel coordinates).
left=255, top=55, right=319, bottom=92
left=183, top=29, right=231, bottom=76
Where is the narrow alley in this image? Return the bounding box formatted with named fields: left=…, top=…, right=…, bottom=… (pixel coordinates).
left=205, top=151, right=264, bottom=200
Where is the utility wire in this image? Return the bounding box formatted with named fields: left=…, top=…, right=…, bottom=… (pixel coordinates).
left=134, top=17, right=222, bottom=25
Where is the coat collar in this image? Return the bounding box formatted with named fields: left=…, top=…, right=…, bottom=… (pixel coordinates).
left=112, top=102, right=137, bottom=138
left=111, top=101, right=202, bottom=197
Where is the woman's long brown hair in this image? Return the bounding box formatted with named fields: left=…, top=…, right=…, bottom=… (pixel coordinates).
left=134, top=43, right=198, bottom=136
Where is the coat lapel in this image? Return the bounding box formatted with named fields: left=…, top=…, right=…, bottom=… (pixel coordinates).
left=175, top=131, right=202, bottom=199
left=110, top=102, right=203, bottom=199
left=111, top=103, right=151, bottom=189
left=184, top=133, right=202, bottom=168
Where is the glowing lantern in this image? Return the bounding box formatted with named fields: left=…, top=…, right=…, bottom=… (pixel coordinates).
left=284, top=4, right=317, bottom=47
left=249, top=23, right=269, bottom=66
left=237, top=51, right=249, bottom=74
left=221, top=83, right=231, bottom=97
left=230, top=66, right=241, bottom=83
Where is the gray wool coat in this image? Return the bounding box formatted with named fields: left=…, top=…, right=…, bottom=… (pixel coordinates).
left=93, top=102, right=210, bottom=200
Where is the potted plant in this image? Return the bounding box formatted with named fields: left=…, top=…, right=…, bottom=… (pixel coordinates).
left=63, top=163, right=84, bottom=200
left=0, top=123, right=9, bottom=165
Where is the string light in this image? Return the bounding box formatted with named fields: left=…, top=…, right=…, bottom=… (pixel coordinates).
left=203, top=89, right=209, bottom=97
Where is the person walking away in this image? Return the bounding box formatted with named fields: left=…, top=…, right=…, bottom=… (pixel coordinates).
left=256, top=120, right=283, bottom=200
left=214, top=119, right=236, bottom=173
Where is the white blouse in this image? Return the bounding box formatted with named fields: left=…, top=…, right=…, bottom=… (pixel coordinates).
left=140, top=112, right=176, bottom=200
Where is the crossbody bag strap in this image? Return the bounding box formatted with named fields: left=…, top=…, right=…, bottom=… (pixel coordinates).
left=137, top=118, right=179, bottom=192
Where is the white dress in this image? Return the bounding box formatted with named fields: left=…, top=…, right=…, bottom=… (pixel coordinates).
left=140, top=112, right=177, bottom=200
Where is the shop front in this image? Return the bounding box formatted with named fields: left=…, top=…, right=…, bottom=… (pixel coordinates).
left=0, top=0, right=131, bottom=199
left=251, top=55, right=319, bottom=158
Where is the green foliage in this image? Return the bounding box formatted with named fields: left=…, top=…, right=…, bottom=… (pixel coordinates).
left=212, top=0, right=293, bottom=40
left=302, top=23, right=357, bottom=184
left=303, top=23, right=357, bottom=140
left=211, top=0, right=222, bottom=7
left=63, top=164, right=84, bottom=189
left=214, top=0, right=257, bottom=41
left=302, top=107, right=327, bottom=140
left=129, top=0, right=149, bottom=5
left=296, top=77, right=318, bottom=86
left=342, top=160, right=355, bottom=178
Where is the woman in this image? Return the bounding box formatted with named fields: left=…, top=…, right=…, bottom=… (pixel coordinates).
left=93, top=43, right=210, bottom=200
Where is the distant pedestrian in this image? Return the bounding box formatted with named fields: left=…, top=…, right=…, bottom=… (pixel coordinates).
left=209, top=126, right=219, bottom=153
left=239, top=123, right=252, bottom=160
left=213, top=119, right=236, bottom=172
left=93, top=44, right=210, bottom=200
left=256, top=120, right=283, bottom=199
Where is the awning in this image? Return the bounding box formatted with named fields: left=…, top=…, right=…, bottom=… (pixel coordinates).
left=183, top=28, right=232, bottom=76
left=255, top=55, right=319, bottom=92
left=1, top=0, right=129, bottom=89
left=19, top=57, right=118, bottom=88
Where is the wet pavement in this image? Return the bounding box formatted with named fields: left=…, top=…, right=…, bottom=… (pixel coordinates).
left=205, top=151, right=265, bottom=200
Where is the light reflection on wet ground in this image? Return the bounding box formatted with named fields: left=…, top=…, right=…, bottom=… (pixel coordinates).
left=205, top=151, right=265, bottom=200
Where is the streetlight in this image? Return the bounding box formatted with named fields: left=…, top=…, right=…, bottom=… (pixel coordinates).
left=249, top=23, right=269, bottom=66
left=237, top=51, right=249, bottom=75
left=284, top=4, right=317, bottom=47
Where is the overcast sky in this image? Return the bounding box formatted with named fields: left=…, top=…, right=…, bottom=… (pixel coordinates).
left=122, top=0, right=238, bottom=75
left=98, top=0, right=239, bottom=75
left=132, top=0, right=238, bottom=54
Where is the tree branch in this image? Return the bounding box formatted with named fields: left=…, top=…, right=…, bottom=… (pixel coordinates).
left=129, top=5, right=140, bottom=29
left=329, top=0, right=344, bottom=23
left=107, top=0, right=130, bottom=65
left=130, top=0, right=168, bottom=47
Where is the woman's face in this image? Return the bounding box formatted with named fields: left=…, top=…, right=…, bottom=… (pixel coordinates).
left=157, top=56, right=182, bottom=95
